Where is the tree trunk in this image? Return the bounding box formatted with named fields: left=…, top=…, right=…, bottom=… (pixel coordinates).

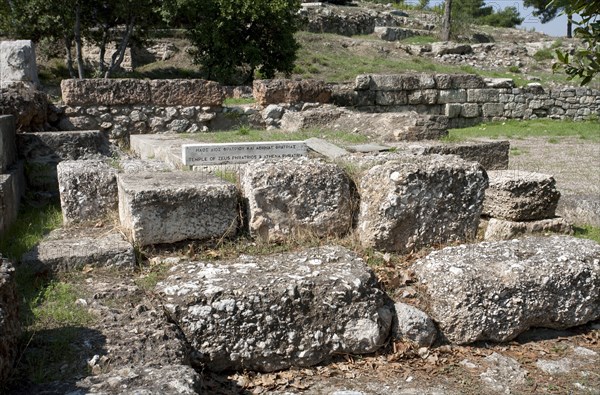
left=104, top=17, right=135, bottom=78
left=99, top=26, right=109, bottom=75
left=441, top=0, right=452, bottom=41
left=63, top=35, right=76, bottom=78
left=566, top=13, right=572, bottom=39
left=74, top=1, right=85, bottom=79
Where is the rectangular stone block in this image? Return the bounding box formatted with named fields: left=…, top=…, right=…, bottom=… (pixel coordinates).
left=375, top=90, right=408, bottom=106
left=0, top=40, right=39, bottom=87
left=467, top=89, right=500, bottom=103
left=61, top=79, right=152, bottom=106
left=183, top=141, right=307, bottom=166
left=0, top=115, right=16, bottom=172
left=118, top=171, right=239, bottom=246
left=253, top=79, right=331, bottom=106
left=408, top=89, right=438, bottom=105
left=482, top=103, right=505, bottom=117
left=58, top=160, right=118, bottom=225
left=149, top=79, right=223, bottom=107
left=435, top=74, right=486, bottom=89
left=461, top=103, right=481, bottom=118
left=445, top=103, right=462, bottom=118
left=438, top=89, right=467, bottom=104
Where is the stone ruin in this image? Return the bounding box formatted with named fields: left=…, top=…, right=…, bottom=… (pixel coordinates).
left=0, top=39, right=599, bottom=391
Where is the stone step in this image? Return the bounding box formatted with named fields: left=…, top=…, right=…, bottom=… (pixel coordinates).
left=129, top=134, right=197, bottom=169
left=155, top=245, right=393, bottom=372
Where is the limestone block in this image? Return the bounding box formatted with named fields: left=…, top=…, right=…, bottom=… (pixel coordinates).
left=435, top=74, right=486, bottom=89
left=408, top=89, right=438, bottom=105
left=0, top=165, right=24, bottom=235
left=57, top=160, right=118, bottom=225
left=155, top=246, right=393, bottom=372
left=253, top=79, right=331, bottom=106
left=0, top=115, right=16, bottom=172
left=61, top=79, right=152, bottom=106
left=21, top=227, right=135, bottom=273
left=0, top=257, right=19, bottom=386
left=118, top=171, right=239, bottom=246
left=438, top=89, right=467, bottom=104
left=357, top=154, right=488, bottom=253
left=557, top=194, right=600, bottom=228
left=149, top=79, right=223, bottom=107
left=467, top=89, right=500, bottom=103
left=375, top=90, right=407, bottom=106
left=461, top=103, right=481, bottom=118
left=413, top=236, right=600, bottom=344
left=431, top=43, right=473, bottom=56
left=483, top=170, right=560, bottom=221
left=445, top=103, right=462, bottom=118
left=482, top=103, right=505, bottom=117
left=0, top=40, right=39, bottom=87
left=241, top=157, right=358, bottom=241
left=393, top=303, right=437, bottom=347
left=484, top=217, right=573, bottom=240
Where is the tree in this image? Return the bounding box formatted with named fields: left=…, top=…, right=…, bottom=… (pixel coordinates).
left=440, top=0, right=452, bottom=41
left=453, top=0, right=524, bottom=29
left=165, top=0, right=301, bottom=84
left=553, top=0, right=600, bottom=85
left=523, top=0, right=573, bottom=38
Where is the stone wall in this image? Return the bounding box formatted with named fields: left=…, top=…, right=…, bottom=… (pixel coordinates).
left=0, top=40, right=39, bottom=89
left=331, top=74, right=600, bottom=124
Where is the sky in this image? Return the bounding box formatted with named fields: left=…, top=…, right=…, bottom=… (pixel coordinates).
left=422, top=0, right=574, bottom=37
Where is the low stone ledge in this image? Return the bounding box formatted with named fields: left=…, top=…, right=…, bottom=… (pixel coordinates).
left=413, top=236, right=600, bottom=344
left=156, top=246, right=392, bottom=372
left=21, top=227, right=136, bottom=273
left=484, top=217, right=573, bottom=241
left=253, top=79, right=332, bottom=106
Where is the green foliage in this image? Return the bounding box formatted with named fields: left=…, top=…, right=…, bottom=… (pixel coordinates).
left=574, top=225, right=600, bottom=244
left=476, top=7, right=524, bottom=28
left=223, top=97, right=257, bottom=106
left=450, top=0, right=523, bottom=30
left=166, top=0, right=301, bottom=84
left=553, top=0, right=600, bottom=86
left=533, top=48, right=555, bottom=62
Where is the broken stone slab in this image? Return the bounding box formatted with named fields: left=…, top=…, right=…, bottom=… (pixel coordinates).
left=484, top=217, right=573, bottom=241
left=0, top=115, right=16, bottom=172
left=78, top=365, right=201, bottom=394
left=392, top=303, right=437, bottom=347
left=483, top=170, right=561, bottom=221
left=129, top=134, right=197, bottom=169
left=17, top=130, right=112, bottom=192
left=58, top=160, right=118, bottom=225
left=0, top=40, right=39, bottom=88
left=479, top=353, right=527, bottom=394
left=535, top=346, right=598, bottom=375
left=253, top=79, right=332, bottom=107
left=155, top=246, right=393, bottom=372
left=118, top=171, right=239, bottom=246
left=118, top=158, right=176, bottom=174
left=390, top=139, right=509, bottom=170
left=347, top=143, right=392, bottom=153
left=556, top=193, right=600, bottom=228
left=0, top=256, right=19, bottom=387
left=305, top=137, right=349, bottom=159
left=21, top=227, right=136, bottom=273
left=413, top=236, right=600, bottom=344
left=357, top=154, right=488, bottom=253
left=241, top=157, right=358, bottom=241
left=431, top=43, right=474, bottom=56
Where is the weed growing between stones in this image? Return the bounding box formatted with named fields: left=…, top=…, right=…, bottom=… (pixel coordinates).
left=574, top=225, right=600, bottom=244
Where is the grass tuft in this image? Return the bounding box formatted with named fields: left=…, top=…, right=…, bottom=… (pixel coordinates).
left=574, top=225, right=600, bottom=244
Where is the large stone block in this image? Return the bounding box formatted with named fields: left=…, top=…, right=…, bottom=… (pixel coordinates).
left=61, top=78, right=152, bottom=106
left=0, top=165, right=24, bottom=235
left=0, top=40, right=39, bottom=87
left=467, top=88, right=500, bottom=103
left=253, top=79, right=331, bottom=106
left=413, top=236, right=600, bottom=344
left=17, top=130, right=111, bottom=192
left=21, top=227, right=135, bottom=273
left=482, top=103, right=505, bottom=117
left=0, top=115, right=16, bottom=172
left=483, top=170, right=560, bottom=221
left=357, top=154, right=488, bottom=253
left=438, top=89, right=467, bottom=104
left=557, top=194, right=600, bottom=227
left=155, top=246, right=393, bottom=372
left=484, top=217, right=572, bottom=240
left=241, top=157, right=358, bottom=241
left=435, top=74, right=486, bottom=89
left=118, top=171, right=239, bottom=246
left=0, top=257, right=19, bottom=387
left=57, top=160, right=118, bottom=225
left=149, top=79, right=223, bottom=106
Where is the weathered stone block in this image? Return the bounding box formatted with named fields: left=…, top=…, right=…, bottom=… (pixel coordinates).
left=0, top=256, right=19, bottom=386
left=435, top=74, right=486, bottom=89
left=21, top=227, right=135, bottom=273
left=253, top=79, right=331, bottom=106
left=467, top=88, right=500, bottom=103
left=118, top=171, right=239, bottom=246
left=438, top=89, right=467, bottom=104
left=375, top=90, right=407, bottom=106
left=357, top=154, right=488, bottom=253
left=408, top=89, right=438, bottom=105
left=0, top=115, right=16, bottom=172
left=0, top=167, right=23, bottom=235
left=368, top=74, right=404, bottom=91
left=61, top=79, right=152, bottom=106
left=0, top=40, right=39, bottom=87
left=393, top=303, right=437, bottom=347
left=149, top=79, right=223, bottom=106
left=482, top=103, right=505, bottom=117
left=156, top=246, right=393, bottom=372
left=484, top=217, right=573, bottom=240
left=57, top=160, right=118, bottom=225
left=413, top=236, right=600, bottom=344
left=557, top=194, right=600, bottom=228
left=483, top=170, right=560, bottom=221
left=461, top=103, right=481, bottom=118
left=445, top=103, right=462, bottom=118
left=241, top=157, right=358, bottom=241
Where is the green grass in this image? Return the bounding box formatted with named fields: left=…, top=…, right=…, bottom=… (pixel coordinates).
left=400, top=35, right=438, bottom=45
left=223, top=97, right=256, bottom=105
left=533, top=47, right=555, bottom=62
left=187, top=127, right=370, bottom=145
left=574, top=225, right=600, bottom=244
left=447, top=119, right=600, bottom=142
left=0, top=203, right=63, bottom=261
